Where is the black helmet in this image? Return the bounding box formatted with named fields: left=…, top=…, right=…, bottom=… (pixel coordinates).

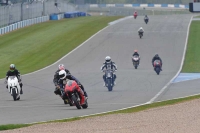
left=155, top=54, right=159, bottom=57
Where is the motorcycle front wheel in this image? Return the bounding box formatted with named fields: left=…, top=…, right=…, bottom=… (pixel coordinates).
left=71, top=95, right=81, bottom=109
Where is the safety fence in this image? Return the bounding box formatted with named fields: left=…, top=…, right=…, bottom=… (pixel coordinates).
left=0, top=15, right=49, bottom=35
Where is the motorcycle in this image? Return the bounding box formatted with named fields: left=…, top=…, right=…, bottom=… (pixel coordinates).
left=132, top=55, right=140, bottom=69
left=153, top=60, right=161, bottom=75
left=64, top=83, right=88, bottom=109
left=103, top=69, right=115, bottom=91
left=144, top=18, right=148, bottom=24
left=7, top=76, right=21, bottom=101
left=134, top=14, right=137, bottom=19
left=139, top=32, right=143, bottom=39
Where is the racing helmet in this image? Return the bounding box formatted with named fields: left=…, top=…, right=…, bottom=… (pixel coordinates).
left=10, top=64, right=15, bottom=71
left=58, top=70, right=67, bottom=80
left=155, top=54, right=159, bottom=57
left=58, top=64, right=65, bottom=70
left=134, top=50, right=138, bottom=53
left=105, top=56, right=111, bottom=63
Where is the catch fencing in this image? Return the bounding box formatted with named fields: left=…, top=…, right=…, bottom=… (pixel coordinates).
left=0, top=0, right=76, bottom=27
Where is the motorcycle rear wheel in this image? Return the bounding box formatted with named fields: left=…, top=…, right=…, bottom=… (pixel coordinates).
left=81, top=99, right=88, bottom=109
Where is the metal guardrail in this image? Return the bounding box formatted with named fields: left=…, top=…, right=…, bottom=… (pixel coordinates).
left=0, top=15, right=49, bottom=35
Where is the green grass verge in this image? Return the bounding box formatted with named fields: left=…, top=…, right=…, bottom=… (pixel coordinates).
left=1, top=94, right=200, bottom=131
left=182, top=21, right=200, bottom=72
left=0, top=16, right=122, bottom=78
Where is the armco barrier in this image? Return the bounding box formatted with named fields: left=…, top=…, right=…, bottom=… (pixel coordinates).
left=0, top=15, right=49, bottom=36
left=89, top=4, right=189, bottom=9
left=64, top=11, right=86, bottom=18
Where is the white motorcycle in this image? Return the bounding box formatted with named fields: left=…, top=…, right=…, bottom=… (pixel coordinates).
left=7, top=76, right=21, bottom=101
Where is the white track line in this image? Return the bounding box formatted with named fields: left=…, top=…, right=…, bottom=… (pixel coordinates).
left=146, top=16, right=193, bottom=104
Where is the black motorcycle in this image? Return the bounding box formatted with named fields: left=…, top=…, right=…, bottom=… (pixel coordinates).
left=144, top=18, right=148, bottom=24
left=104, top=69, right=115, bottom=91
left=139, top=32, right=143, bottom=39
left=153, top=60, right=161, bottom=75
left=132, top=55, right=140, bottom=69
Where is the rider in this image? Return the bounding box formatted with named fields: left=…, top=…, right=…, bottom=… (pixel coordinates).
left=63, top=80, right=85, bottom=105
left=58, top=69, right=88, bottom=98
left=138, top=27, right=144, bottom=35
left=132, top=50, right=140, bottom=65
left=53, top=64, right=71, bottom=96
left=134, top=11, right=138, bottom=17
left=5, top=64, right=23, bottom=94
left=144, top=15, right=149, bottom=21
left=152, top=54, right=163, bottom=71
left=100, top=56, right=117, bottom=87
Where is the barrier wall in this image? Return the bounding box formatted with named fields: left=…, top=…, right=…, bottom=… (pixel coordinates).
left=0, top=16, right=49, bottom=35
left=89, top=4, right=189, bottom=9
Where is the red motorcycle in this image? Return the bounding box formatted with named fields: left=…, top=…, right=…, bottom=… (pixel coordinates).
left=153, top=60, right=161, bottom=75
left=134, top=14, right=137, bottom=19
left=64, top=80, right=88, bottom=109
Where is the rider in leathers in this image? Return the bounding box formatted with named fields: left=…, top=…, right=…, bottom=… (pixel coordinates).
left=152, top=54, right=163, bottom=71
left=138, top=27, right=144, bottom=36
left=132, top=50, right=140, bottom=65
left=54, top=64, right=88, bottom=98
left=101, top=56, right=117, bottom=86
left=144, top=15, right=149, bottom=22
left=5, top=64, right=23, bottom=94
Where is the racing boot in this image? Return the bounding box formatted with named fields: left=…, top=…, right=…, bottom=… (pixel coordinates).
left=20, top=83, right=23, bottom=94
left=84, top=91, right=88, bottom=99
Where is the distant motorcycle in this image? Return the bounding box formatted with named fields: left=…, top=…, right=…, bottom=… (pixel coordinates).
left=134, top=14, right=137, bottom=19
left=132, top=55, right=140, bottom=69
left=64, top=82, right=88, bottom=109
left=144, top=18, right=148, bottom=24
left=7, top=76, right=21, bottom=101
left=153, top=60, right=161, bottom=75
left=139, top=32, right=143, bottom=39
left=103, top=69, right=115, bottom=91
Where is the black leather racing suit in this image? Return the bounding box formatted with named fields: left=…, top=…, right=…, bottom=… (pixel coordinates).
left=53, top=69, right=88, bottom=97
left=152, top=56, right=163, bottom=69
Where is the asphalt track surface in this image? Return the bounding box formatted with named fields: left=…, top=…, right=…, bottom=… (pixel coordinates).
left=0, top=15, right=192, bottom=125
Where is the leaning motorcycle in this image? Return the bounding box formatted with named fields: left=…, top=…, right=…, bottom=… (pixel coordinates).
left=7, top=76, right=21, bottom=101
left=65, top=84, right=88, bottom=109
left=55, top=80, right=73, bottom=106
left=104, top=69, right=115, bottom=91
left=132, top=55, right=140, bottom=69
left=153, top=60, right=161, bottom=75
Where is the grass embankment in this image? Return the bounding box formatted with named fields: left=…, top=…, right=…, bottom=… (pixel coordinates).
left=182, top=21, right=200, bottom=72
left=0, top=16, right=122, bottom=78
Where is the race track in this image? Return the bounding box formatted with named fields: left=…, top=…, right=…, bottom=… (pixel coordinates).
left=0, top=14, right=192, bottom=125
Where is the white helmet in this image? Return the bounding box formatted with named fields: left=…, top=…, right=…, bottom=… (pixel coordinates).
left=140, top=27, right=143, bottom=30
left=58, top=70, right=66, bottom=80
left=105, top=56, right=111, bottom=63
